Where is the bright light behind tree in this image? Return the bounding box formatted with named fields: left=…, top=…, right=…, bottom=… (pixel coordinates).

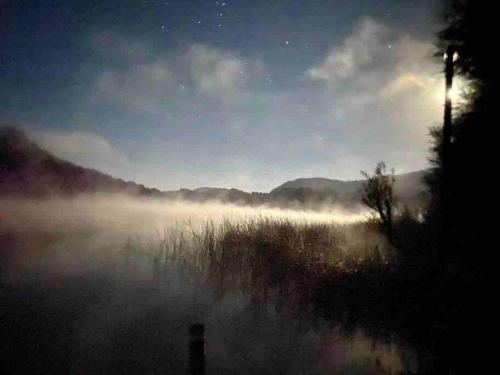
left=447, top=84, right=459, bottom=103
left=445, top=77, right=468, bottom=106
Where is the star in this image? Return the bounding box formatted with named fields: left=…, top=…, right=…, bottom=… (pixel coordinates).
left=285, top=41, right=289, bottom=45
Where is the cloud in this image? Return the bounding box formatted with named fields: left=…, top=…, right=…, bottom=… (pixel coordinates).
left=308, top=18, right=390, bottom=84
left=379, top=35, right=440, bottom=99
left=30, top=129, right=129, bottom=173
left=308, top=17, right=440, bottom=106
left=188, top=44, right=246, bottom=95
left=81, top=22, right=443, bottom=190
left=92, top=37, right=264, bottom=115
left=94, top=61, right=176, bottom=116
left=305, top=17, right=442, bottom=173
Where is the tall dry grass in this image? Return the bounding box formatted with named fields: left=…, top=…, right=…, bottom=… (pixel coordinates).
left=125, top=217, right=395, bottom=312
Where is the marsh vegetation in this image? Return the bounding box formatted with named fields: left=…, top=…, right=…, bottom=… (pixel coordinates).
left=1, top=196, right=428, bottom=374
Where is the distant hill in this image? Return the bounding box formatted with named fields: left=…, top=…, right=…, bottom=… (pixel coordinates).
left=0, top=127, right=165, bottom=198
left=272, top=170, right=428, bottom=207
left=273, top=177, right=362, bottom=195
left=0, top=127, right=429, bottom=209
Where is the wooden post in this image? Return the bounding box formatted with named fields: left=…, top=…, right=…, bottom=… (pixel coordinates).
left=189, top=323, right=205, bottom=375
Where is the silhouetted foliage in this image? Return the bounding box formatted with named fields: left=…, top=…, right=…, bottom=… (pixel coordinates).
left=361, top=162, right=397, bottom=242
left=427, top=0, right=495, bottom=265
left=423, top=1, right=497, bottom=372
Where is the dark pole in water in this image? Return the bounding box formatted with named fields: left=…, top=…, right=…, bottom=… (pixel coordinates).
left=189, top=324, right=205, bottom=375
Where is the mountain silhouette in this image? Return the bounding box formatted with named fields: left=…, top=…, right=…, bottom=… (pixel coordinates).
left=0, top=127, right=164, bottom=198
left=273, top=170, right=427, bottom=205
left=0, top=127, right=428, bottom=208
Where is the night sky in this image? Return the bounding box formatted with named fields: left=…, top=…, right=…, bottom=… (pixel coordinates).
left=1, top=0, right=444, bottom=191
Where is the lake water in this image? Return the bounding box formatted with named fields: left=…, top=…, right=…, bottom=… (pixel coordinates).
left=0, top=196, right=418, bottom=374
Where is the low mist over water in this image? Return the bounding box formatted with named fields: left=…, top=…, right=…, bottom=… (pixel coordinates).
left=1, top=194, right=369, bottom=234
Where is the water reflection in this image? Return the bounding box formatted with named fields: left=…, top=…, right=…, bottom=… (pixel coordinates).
left=1, top=198, right=420, bottom=374
left=1, top=235, right=417, bottom=374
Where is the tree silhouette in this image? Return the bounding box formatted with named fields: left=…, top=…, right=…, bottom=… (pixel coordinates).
left=361, top=162, right=396, bottom=242
left=427, top=0, right=495, bottom=264
left=424, top=2, right=496, bottom=371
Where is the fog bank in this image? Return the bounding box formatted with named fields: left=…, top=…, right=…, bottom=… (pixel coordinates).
left=1, top=194, right=369, bottom=235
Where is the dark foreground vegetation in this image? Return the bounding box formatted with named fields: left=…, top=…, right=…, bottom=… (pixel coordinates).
left=135, top=215, right=452, bottom=373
